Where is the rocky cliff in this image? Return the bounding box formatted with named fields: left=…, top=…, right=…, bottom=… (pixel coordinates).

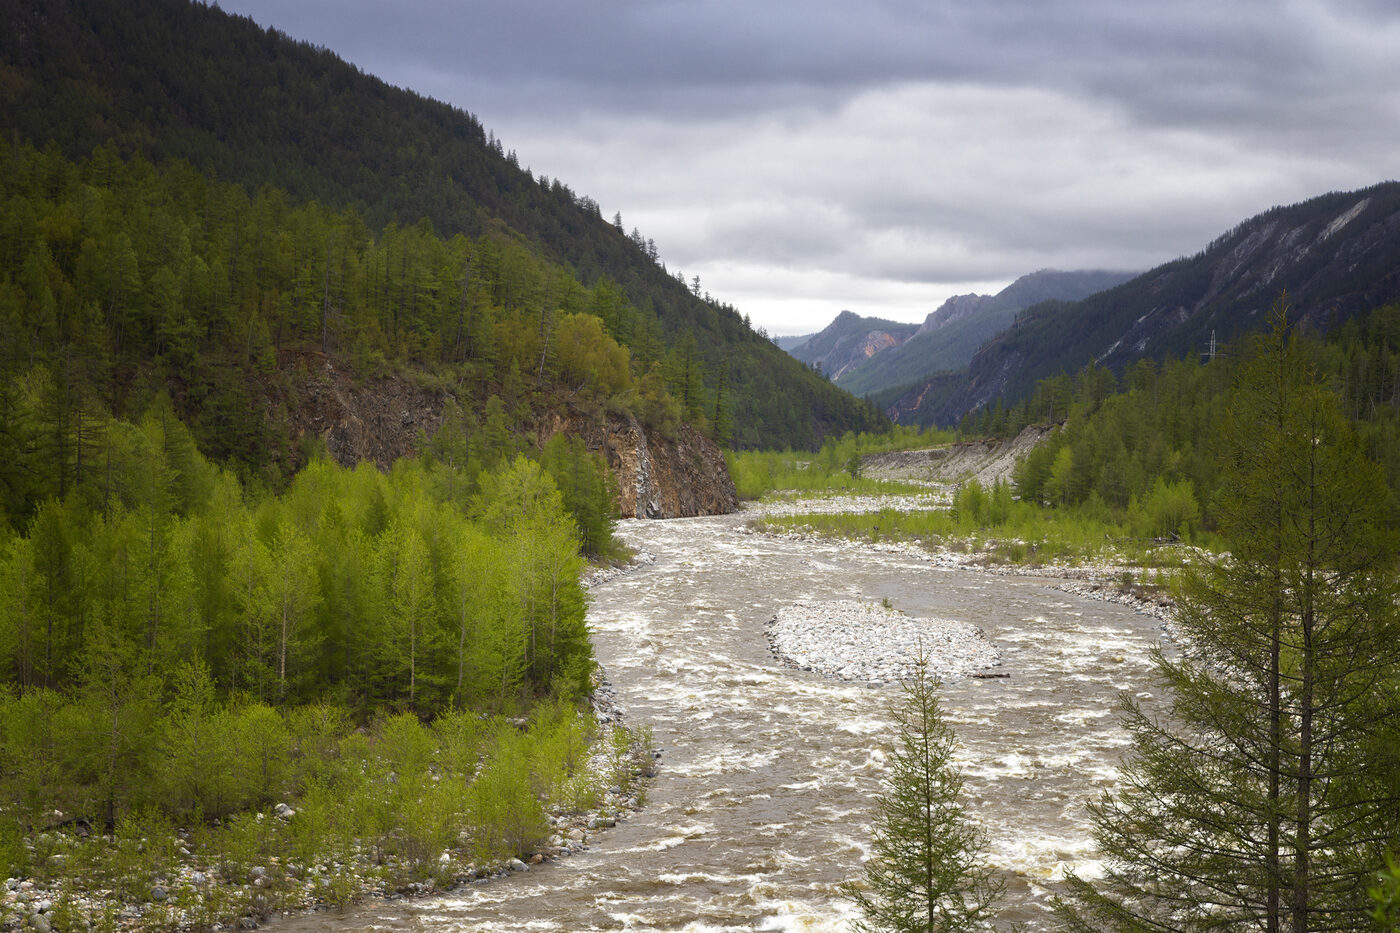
left=545, top=411, right=739, bottom=519
left=271, top=359, right=737, bottom=518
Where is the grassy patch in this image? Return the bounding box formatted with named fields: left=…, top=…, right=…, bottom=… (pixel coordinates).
left=754, top=480, right=1214, bottom=570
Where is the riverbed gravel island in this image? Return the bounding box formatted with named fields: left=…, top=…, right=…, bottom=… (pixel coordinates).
left=767, top=599, right=1001, bottom=685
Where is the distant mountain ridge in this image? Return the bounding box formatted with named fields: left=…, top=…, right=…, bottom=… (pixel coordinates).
left=889, top=183, right=1400, bottom=425
left=832, top=269, right=1135, bottom=398
left=785, top=311, right=920, bottom=381
left=774, top=333, right=817, bottom=352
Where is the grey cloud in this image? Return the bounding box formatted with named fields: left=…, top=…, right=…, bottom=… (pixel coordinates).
left=217, top=0, right=1400, bottom=332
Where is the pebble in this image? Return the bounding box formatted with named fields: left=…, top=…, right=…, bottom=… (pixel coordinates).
left=582, top=550, right=656, bottom=588
left=768, top=599, right=1000, bottom=684
left=745, top=492, right=949, bottom=519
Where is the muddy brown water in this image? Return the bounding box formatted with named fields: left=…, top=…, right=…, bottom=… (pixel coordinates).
left=274, top=512, right=1164, bottom=932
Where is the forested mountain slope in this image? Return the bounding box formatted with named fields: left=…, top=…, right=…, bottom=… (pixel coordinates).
left=836, top=269, right=1133, bottom=398
left=891, top=183, right=1400, bottom=425
left=0, top=0, right=884, bottom=449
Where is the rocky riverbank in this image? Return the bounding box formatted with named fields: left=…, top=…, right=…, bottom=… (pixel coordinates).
left=767, top=600, right=1001, bottom=685
left=746, top=516, right=1179, bottom=625
left=1, top=680, right=657, bottom=933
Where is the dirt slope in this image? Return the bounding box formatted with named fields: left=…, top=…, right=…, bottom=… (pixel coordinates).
left=860, top=424, right=1054, bottom=487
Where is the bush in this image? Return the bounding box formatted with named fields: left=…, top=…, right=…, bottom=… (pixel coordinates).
left=1129, top=478, right=1200, bottom=541
left=465, top=726, right=549, bottom=862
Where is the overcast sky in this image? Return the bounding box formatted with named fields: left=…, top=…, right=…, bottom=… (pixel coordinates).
left=217, top=0, right=1400, bottom=335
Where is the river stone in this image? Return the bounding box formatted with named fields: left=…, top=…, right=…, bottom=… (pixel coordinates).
left=28, top=915, right=49, bottom=933
left=769, top=599, right=1000, bottom=684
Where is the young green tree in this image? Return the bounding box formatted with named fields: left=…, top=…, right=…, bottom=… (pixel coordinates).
left=381, top=519, right=437, bottom=706
left=447, top=523, right=526, bottom=707
left=845, top=652, right=1002, bottom=933
left=265, top=521, right=321, bottom=702
left=472, top=456, right=592, bottom=696
left=1056, top=308, right=1400, bottom=933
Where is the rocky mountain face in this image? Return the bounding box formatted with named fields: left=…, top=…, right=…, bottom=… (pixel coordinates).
left=836, top=269, right=1134, bottom=399
left=890, top=182, right=1400, bottom=426
left=274, top=359, right=737, bottom=518
left=916, top=293, right=988, bottom=336
left=784, top=311, right=920, bottom=381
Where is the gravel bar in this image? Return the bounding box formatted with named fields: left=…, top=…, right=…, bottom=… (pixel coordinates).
left=767, top=599, right=1001, bottom=685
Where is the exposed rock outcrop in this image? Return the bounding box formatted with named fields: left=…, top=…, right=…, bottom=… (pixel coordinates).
left=274, top=360, right=450, bottom=471
left=271, top=358, right=737, bottom=519
left=784, top=310, right=919, bottom=381
left=545, top=410, right=739, bottom=519
left=860, top=424, right=1055, bottom=487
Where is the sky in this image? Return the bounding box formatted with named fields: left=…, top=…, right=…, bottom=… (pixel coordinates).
left=216, top=0, right=1400, bottom=336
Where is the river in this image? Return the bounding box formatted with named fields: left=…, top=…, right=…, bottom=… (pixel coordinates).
left=275, top=509, right=1165, bottom=932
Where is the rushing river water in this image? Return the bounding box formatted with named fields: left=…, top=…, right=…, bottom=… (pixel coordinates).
left=276, top=511, right=1165, bottom=932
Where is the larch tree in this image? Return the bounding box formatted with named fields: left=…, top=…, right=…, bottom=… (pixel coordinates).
left=384, top=519, right=436, bottom=705
left=1056, top=305, right=1400, bottom=933
left=845, top=652, right=1002, bottom=933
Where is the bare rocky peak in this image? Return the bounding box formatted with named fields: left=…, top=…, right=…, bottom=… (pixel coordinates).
left=916, top=293, right=990, bottom=336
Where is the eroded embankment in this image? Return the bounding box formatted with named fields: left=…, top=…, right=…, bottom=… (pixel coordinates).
left=860, top=424, right=1056, bottom=487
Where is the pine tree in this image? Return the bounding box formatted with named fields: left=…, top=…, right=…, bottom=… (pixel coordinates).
left=1055, top=305, right=1400, bottom=933
left=845, top=652, right=1002, bottom=933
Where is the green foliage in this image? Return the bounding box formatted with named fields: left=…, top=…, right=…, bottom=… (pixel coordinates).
left=993, top=303, right=1400, bottom=539
left=951, top=480, right=1012, bottom=528
left=758, top=497, right=1191, bottom=570
left=465, top=726, right=551, bottom=863
left=728, top=425, right=954, bottom=499
left=1126, top=477, right=1200, bottom=541
left=1374, top=854, right=1400, bottom=931
left=1055, top=309, right=1400, bottom=933
left=0, top=432, right=594, bottom=719
left=539, top=433, right=621, bottom=560
left=844, top=653, right=1001, bottom=933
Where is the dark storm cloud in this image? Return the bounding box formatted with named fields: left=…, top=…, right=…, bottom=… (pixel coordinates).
left=216, top=0, right=1400, bottom=332
left=238, top=1, right=1388, bottom=123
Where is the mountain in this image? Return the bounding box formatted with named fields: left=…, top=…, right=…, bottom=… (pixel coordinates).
left=774, top=333, right=818, bottom=352
left=0, top=0, right=885, bottom=450
left=784, top=311, right=920, bottom=381
left=890, top=183, right=1400, bottom=426
left=835, top=270, right=1135, bottom=399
